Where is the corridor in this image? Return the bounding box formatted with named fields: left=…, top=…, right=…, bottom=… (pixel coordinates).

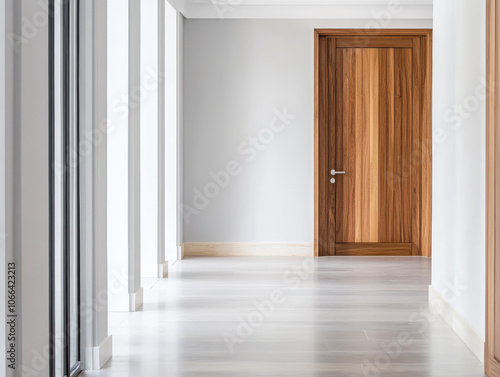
left=82, top=257, right=484, bottom=377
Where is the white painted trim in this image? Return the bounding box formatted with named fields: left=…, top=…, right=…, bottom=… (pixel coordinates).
left=157, top=0, right=167, bottom=277
left=184, top=243, right=313, bottom=257
left=181, top=3, right=432, bottom=19
left=166, top=245, right=180, bottom=263
left=129, top=287, right=144, bottom=312
left=140, top=0, right=161, bottom=279
left=80, top=0, right=110, bottom=370
left=176, top=12, right=184, bottom=258
left=158, top=261, right=169, bottom=278
left=428, top=286, right=484, bottom=364
left=128, top=0, right=143, bottom=306
left=167, top=0, right=434, bottom=16
left=91, top=335, right=113, bottom=370
left=168, top=0, right=186, bottom=13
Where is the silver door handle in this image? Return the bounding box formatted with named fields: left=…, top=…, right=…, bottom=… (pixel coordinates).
left=331, top=170, right=346, bottom=176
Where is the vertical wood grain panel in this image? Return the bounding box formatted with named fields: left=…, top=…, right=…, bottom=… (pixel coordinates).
left=421, top=35, right=433, bottom=257
left=314, top=33, right=329, bottom=256
left=411, top=37, right=422, bottom=256
left=486, top=2, right=500, bottom=373
left=393, top=49, right=404, bottom=243
left=338, top=49, right=357, bottom=242
left=378, top=49, right=396, bottom=243
left=378, top=49, right=388, bottom=243
left=359, top=49, right=376, bottom=242
left=494, top=0, right=500, bottom=360
left=401, top=48, right=413, bottom=243
left=387, top=48, right=396, bottom=242
left=354, top=49, right=364, bottom=242
left=335, top=47, right=344, bottom=243
left=368, top=49, right=380, bottom=242
left=357, top=48, right=381, bottom=243
left=327, top=38, right=337, bottom=255
left=346, top=48, right=357, bottom=243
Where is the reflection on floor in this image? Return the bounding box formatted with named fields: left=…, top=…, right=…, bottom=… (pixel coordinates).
left=82, top=256, right=485, bottom=377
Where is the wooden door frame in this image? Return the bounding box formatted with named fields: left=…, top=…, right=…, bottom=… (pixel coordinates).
left=314, top=29, right=433, bottom=257
left=486, top=1, right=500, bottom=375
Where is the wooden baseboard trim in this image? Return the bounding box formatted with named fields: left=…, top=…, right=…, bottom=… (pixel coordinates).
left=183, top=243, right=314, bottom=257
left=335, top=243, right=413, bottom=256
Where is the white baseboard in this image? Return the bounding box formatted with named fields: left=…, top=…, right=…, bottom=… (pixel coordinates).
left=158, top=261, right=168, bottom=278
left=428, top=285, right=484, bottom=363
left=180, top=244, right=185, bottom=259
left=129, top=287, right=144, bottom=312
left=83, top=335, right=112, bottom=370
left=165, top=245, right=184, bottom=262
left=184, top=243, right=313, bottom=257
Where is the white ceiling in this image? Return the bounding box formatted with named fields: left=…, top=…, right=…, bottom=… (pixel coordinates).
left=185, top=0, right=432, bottom=4
left=170, top=0, right=433, bottom=19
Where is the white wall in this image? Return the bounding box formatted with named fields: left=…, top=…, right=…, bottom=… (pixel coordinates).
left=11, top=1, right=51, bottom=375
left=183, top=18, right=432, bottom=242
left=432, top=0, right=486, bottom=360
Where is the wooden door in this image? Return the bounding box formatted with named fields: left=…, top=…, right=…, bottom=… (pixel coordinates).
left=315, top=30, right=432, bottom=257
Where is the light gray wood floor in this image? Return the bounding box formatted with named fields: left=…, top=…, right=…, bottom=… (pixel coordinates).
left=82, top=256, right=485, bottom=377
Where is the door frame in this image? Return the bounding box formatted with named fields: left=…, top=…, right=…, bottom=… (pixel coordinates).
left=486, top=0, right=500, bottom=375
left=314, top=29, right=433, bottom=257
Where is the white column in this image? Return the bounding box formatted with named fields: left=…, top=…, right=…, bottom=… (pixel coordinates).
left=107, top=0, right=130, bottom=312
left=165, top=3, right=183, bottom=263
left=107, top=0, right=143, bottom=312
left=157, top=0, right=168, bottom=277
left=81, top=0, right=112, bottom=369
left=177, top=12, right=184, bottom=258
left=128, top=0, right=143, bottom=310
left=140, top=0, right=163, bottom=278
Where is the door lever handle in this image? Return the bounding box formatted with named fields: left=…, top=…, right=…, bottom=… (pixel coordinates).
left=331, top=170, right=346, bottom=176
